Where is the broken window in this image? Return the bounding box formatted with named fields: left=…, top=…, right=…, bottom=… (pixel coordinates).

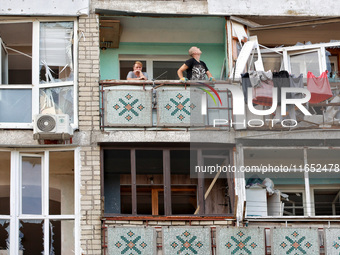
left=0, top=19, right=77, bottom=127
left=0, top=220, right=10, bottom=252
left=19, top=220, right=44, bottom=254
left=50, top=220, right=75, bottom=254
left=0, top=149, right=76, bottom=254
left=39, top=22, right=74, bottom=84
left=1, top=38, right=8, bottom=84
left=0, top=22, right=32, bottom=85
left=104, top=149, right=132, bottom=214
left=244, top=148, right=306, bottom=217
left=136, top=150, right=164, bottom=215
left=40, top=86, right=74, bottom=122
left=103, top=146, right=232, bottom=216
left=170, top=150, right=197, bottom=215
left=203, top=150, right=230, bottom=215
left=313, top=189, right=340, bottom=216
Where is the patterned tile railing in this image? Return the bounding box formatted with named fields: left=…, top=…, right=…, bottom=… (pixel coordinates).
left=104, top=89, right=153, bottom=126
left=162, top=227, right=211, bottom=255
left=272, top=228, right=319, bottom=255
left=103, top=88, right=204, bottom=127
left=105, top=226, right=340, bottom=254
left=325, top=228, right=340, bottom=255
left=157, top=89, right=204, bottom=127
left=216, top=227, right=266, bottom=254
left=107, top=226, right=156, bottom=255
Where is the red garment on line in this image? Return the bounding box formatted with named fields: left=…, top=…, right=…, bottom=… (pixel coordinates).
left=307, top=71, right=332, bottom=104
left=252, top=80, right=274, bottom=106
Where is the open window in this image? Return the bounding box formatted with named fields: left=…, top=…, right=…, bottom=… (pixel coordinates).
left=119, top=56, right=187, bottom=80
left=103, top=145, right=232, bottom=216
left=313, top=189, right=340, bottom=216
left=244, top=147, right=340, bottom=218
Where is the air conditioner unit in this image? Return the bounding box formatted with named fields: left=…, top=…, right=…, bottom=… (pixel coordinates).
left=33, top=114, right=73, bottom=140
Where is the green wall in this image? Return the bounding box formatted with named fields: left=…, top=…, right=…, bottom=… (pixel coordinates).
left=100, top=43, right=225, bottom=80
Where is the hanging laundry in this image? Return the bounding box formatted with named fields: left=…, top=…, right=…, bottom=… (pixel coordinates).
left=273, top=70, right=290, bottom=104
left=252, top=74, right=274, bottom=106
left=289, top=74, right=304, bottom=99
left=241, top=73, right=252, bottom=103
left=249, top=70, right=273, bottom=88
left=307, top=71, right=333, bottom=104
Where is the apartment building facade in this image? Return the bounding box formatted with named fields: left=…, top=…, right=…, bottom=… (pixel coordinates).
left=1, top=0, right=340, bottom=254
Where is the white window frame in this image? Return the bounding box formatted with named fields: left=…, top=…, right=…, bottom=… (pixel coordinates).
left=0, top=148, right=81, bottom=255
left=259, top=41, right=340, bottom=78
left=119, top=54, right=188, bottom=80
left=0, top=18, right=78, bottom=130
left=287, top=49, right=323, bottom=78
left=275, top=186, right=307, bottom=217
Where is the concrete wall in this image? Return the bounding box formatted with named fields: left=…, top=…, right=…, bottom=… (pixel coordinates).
left=92, top=0, right=208, bottom=15
left=208, top=0, right=340, bottom=16
left=92, top=0, right=340, bottom=17
left=0, top=0, right=89, bottom=16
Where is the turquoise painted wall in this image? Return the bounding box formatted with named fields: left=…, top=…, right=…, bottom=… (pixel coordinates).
left=100, top=43, right=225, bottom=80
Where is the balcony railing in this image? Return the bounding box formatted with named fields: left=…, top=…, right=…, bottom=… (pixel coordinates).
left=99, top=80, right=340, bottom=131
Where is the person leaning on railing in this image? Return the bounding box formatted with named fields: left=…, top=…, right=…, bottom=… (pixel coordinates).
left=127, top=61, right=149, bottom=80
left=177, top=46, right=216, bottom=82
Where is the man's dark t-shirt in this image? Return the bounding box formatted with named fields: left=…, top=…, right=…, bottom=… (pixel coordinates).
left=185, top=58, right=209, bottom=80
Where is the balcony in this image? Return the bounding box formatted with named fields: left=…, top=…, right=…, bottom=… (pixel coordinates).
left=99, top=79, right=340, bottom=131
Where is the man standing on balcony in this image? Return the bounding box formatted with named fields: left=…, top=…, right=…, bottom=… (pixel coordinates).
left=177, top=46, right=215, bottom=81
left=127, top=61, right=148, bottom=80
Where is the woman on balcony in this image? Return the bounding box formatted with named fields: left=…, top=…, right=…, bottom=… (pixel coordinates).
left=127, top=61, right=149, bottom=80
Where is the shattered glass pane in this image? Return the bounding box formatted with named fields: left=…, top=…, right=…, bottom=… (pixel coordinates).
left=0, top=89, right=32, bottom=123
left=21, top=156, right=42, bottom=215
left=50, top=220, right=74, bottom=254
left=0, top=220, right=10, bottom=252
left=0, top=151, right=10, bottom=215
left=39, top=22, right=74, bottom=84
left=19, top=220, right=43, bottom=254
left=39, top=86, right=74, bottom=123
left=49, top=151, right=74, bottom=215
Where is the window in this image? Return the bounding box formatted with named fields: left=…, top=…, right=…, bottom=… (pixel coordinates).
left=119, top=55, right=187, bottom=80
left=289, top=50, right=321, bottom=77
left=103, top=146, right=232, bottom=216
left=0, top=19, right=77, bottom=128
left=0, top=149, right=79, bottom=254
left=313, top=189, right=340, bottom=216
